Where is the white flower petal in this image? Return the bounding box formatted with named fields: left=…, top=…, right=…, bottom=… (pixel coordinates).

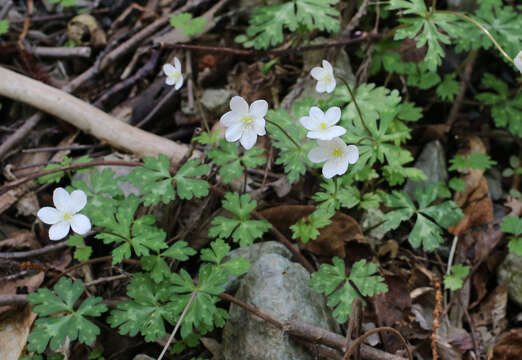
left=49, top=221, right=70, bottom=241
left=71, top=214, right=91, bottom=235
left=229, top=96, right=249, bottom=114
left=37, top=207, right=62, bottom=225
left=163, top=63, right=175, bottom=76
left=308, top=126, right=346, bottom=140
left=310, top=67, right=326, bottom=80
left=322, top=60, right=333, bottom=74
left=165, top=77, right=176, bottom=86
left=308, top=145, right=330, bottom=163
left=250, top=100, right=268, bottom=118
left=316, top=81, right=327, bottom=93
left=220, top=111, right=241, bottom=126
left=69, top=190, right=87, bottom=214
left=309, top=107, right=324, bottom=121
left=326, top=78, right=336, bottom=93
left=346, top=145, right=359, bottom=164
left=254, top=117, right=266, bottom=136
left=225, top=123, right=243, bottom=142
left=299, top=116, right=315, bottom=130
left=325, top=107, right=341, bottom=125
left=240, top=130, right=257, bottom=150
left=175, top=74, right=184, bottom=90
left=174, top=57, right=182, bottom=72
left=515, top=51, right=522, bottom=74
left=53, top=188, right=70, bottom=212
left=322, top=159, right=339, bottom=179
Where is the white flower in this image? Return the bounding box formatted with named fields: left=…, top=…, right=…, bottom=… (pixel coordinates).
left=37, top=188, right=91, bottom=241
left=311, top=59, right=336, bottom=93
left=163, top=57, right=184, bottom=89
left=308, top=137, right=359, bottom=178
left=515, top=50, right=522, bottom=74
left=300, top=106, right=346, bottom=140
left=219, top=96, right=268, bottom=150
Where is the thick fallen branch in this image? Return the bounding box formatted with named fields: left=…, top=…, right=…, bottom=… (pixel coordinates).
left=0, top=66, right=193, bottom=161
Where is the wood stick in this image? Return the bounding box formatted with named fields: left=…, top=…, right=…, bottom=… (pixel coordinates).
left=0, top=66, right=194, bottom=161
left=29, top=46, right=92, bottom=58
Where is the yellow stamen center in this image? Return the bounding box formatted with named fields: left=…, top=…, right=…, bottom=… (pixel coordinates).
left=63, top=213, right=71, bottom=220
left=322, top=73, right=332, bottom=82
left=332, top=149, right=342, bottom=157
left=169, top=71, right=180, bottom=81
left=320, top=122, right=327, bottom=130
left=241, top=115, right=253, bottom=125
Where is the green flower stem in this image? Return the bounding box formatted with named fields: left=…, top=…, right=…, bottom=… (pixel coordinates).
left=335, top=76, right=372, bottom=138
left=436, top=10, right=513, bottom=64
left=265, top=118, right=302, bottom=150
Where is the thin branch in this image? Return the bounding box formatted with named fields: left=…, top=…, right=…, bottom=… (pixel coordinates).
left=0, top=241, right=67, bottom=259
left=342, top=327, right=412, bottom=360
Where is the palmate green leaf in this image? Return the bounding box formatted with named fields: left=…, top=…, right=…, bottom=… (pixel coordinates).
left=501, top=216, right=522, bottom=256
left=476, top=74, right=522, bottom=137
left=27, top=278, right=107, bottom=352
left=200, top=239, right=231, bottom=265
left=171, top=265, right=229, bottom=339
left=290, top=207, right=333, bottom=243
left=313, top=179, right=360, bottom=212
left=309, top=258, right=387, bottom=323
left=444, top=264, right=470, bottom=291
left=266, top=108, right=313, bottom=183
left=142, top=241, right=196, bottom=283
left=108, top=273, right=177, bottom=342
left=0, top=20, right=9, bottom=35
left=244, top=0, right=340, bottom=49
left=383, top=183, right=463, bottom=251
left=169, top=13, right=206, bottom=36
left=437, top=73, right=460, bottom=102
left=70, top=168, right=123, bottom=225
left=95, top=195, right=167, bottom=264
left=449, top=152, right=497, bottom=171
left=123, top=154, right=173, bottom=205
left=388, top=0, right=460, bottom=71
left=454, top=0, right=521, bottom=62
left=208, top=140, right=265, bottom=184
left=209, top=193, right=271, bottom=247
left=174, top=159, right=211, bottom=200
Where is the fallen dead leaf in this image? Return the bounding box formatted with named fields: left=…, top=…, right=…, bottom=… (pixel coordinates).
left=0, top=306, right=37, bottom=360
left=449, top=136, right=494, bottom=236
left=261, top=205, right=365, bottom=258
left=473, top=285, right=508, bottom=350
left=489, top=329, right=522, bottom=360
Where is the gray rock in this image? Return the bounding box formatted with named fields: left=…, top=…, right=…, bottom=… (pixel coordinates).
left=200, top=89, right=237, bottom=118
left=360, top=208, right=388, bottom=241
left=223, top=241, right=293, bottom=293
left=497, top=253, right=522, bottom=307
left=403, top=140, right=448, bottom=197
left=132, top=355, right=154, bottom=360
left=485, top=169, right=503, bottom=201
left=447, top=0, right=477, bottom=12
left=223, top=253, right=338, bottom=360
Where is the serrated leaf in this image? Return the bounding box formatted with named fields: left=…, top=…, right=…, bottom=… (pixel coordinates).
left=309, top=258, right=387, bottom=323
left=0, top=20, right=9, bottom=35
left=123, top=154, right=174, bottom=205
left=27, top=278, right=107, bottom=352
left=449, top=152, right=497, bottom=171
left=200, top=239, right=231, bottom=265
left=174, top=159, right=210, bottom=200
left=290, top=208, right=333, bottom=243
left=437, top=73, right=460, bottom=102
left=108, top=273, right=176, bottom=342
left=208, top=140, right=265, bottom=184
left=444, top=264, right=470, bottom=291
left=208, top=193, right=271, bottom=247
left=221, top=257, right=251, bottom=276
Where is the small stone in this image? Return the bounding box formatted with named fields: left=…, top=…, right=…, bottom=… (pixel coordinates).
left=132, top=355, right=155, bottom=360
left=200, top=89, right=238, bottom=118
left=497, top=253, right=522, bottom=307
left=222, top=241, right=292, bottom=293
left=485, top=168, right=503, bottom=201
left=360, top=208, right=388, bottom=241
left=223, top=253, right=338, bottom=360
left=403, top=140, right=448, bottom=197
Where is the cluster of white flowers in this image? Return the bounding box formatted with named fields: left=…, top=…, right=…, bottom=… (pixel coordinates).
left=37, top=187, right=91, bottom=240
